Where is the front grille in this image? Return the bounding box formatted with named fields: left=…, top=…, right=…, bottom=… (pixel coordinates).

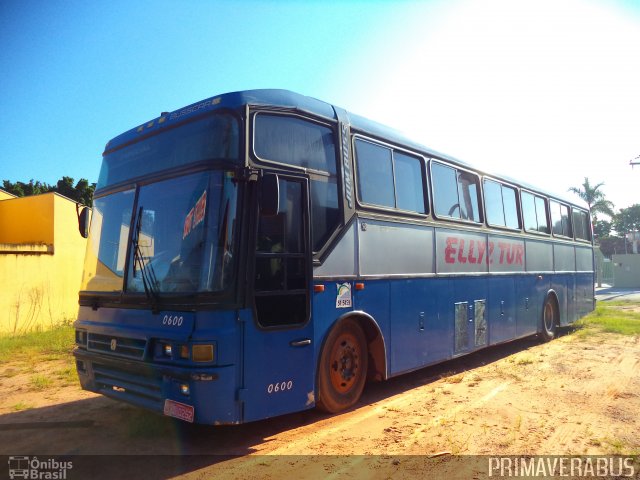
left=93, top=362, right=163, bottom=410
left=87, top=333, right=147, bottom=360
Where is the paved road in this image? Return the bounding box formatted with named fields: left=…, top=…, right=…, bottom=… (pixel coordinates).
left=595, top=286, right=640, bottom=302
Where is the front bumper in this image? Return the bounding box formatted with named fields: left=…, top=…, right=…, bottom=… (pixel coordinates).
left=74, top=348, right=241, bottom=425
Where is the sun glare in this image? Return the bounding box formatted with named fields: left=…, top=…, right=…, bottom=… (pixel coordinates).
left=338, top=0, right=640, bottom=207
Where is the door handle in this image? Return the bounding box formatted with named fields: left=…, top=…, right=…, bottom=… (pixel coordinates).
left=290, top=339, right=311, bottom=347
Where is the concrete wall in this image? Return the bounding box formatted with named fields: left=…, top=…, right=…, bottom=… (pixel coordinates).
left=612, top=254, right=640, bottom=288
left=0, top=193, right=87, bottom=333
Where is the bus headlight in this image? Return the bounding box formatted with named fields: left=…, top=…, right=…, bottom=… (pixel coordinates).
left=156, top=341, right=214, bottom=362
left=192, top=344, right=214, bottom=363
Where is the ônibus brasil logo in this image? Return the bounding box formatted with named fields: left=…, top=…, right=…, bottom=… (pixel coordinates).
left=8, top=456, right=73, bottom=479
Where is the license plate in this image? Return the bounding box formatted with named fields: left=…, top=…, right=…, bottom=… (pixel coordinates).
left=163, top=399, right=195, bottom=423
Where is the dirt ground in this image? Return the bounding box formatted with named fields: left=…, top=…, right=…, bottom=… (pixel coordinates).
left=1, top=327, right=639, bottom=478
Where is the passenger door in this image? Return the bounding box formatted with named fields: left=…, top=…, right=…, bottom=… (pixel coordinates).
left=241, top=174, right=315, bottom=422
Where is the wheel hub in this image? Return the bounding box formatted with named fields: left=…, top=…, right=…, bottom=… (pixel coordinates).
left=329, top=334, right=360, bottom=393
left=544, top=303, right=554, bottom=331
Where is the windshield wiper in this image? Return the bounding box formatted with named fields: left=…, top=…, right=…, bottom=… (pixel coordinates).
left=132, top=206, right=161, bottom=313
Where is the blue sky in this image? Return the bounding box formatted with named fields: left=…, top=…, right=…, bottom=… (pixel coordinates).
left=1, top=0, right=639, bottom=211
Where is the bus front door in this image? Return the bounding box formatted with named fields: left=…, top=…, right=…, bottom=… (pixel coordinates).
left=241, top=174, right=315, bottom=422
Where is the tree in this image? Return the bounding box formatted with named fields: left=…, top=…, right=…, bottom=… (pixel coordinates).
left=55, top=176, right=77, bottom=200
left=2, top=179, right=54, bottom=197
left=2, top=177, right=95, bottom=206
left=612, top=204, right=640, bottom=236
left=73, top=178, right=95, bottom=206
left=598, top=236, right=630, bottom=257
left=568, top=177, right=615, bottom=221
left=593, top=219, right=611, bottom=239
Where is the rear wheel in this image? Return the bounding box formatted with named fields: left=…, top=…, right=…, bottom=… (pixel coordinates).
left=540, top=296, right=558, bottom=342
left=316, top=318, right=368, bottom=413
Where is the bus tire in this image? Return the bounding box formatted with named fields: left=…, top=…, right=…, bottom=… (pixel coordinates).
left=316, top=318, right=368, bottom=413
left=540, top=296, right=558, bottom=342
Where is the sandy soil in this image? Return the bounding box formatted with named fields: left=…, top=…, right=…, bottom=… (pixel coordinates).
left=1, top=328, right=639, bottom=478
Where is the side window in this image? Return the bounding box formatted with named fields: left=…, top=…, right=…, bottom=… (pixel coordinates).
left=522, top=191, right=549, bottom=234
left=394, top=152, right=425, bottom=213
left=355, top=140, right=394, bottom=208
left=535, top=196, right=550, bottom=234
left=484, top=179, right=504, bottom=226
left=483, top=179, right=520, bottom=229
left=432, top=162, right=459, bottom=218
left=354, top=139, right=425, bottom=214
left=432, top=161, right=481, bottom=222
left=502, top=186, right=520, bottom=229
left=253, top=113, right=340, bottom=253
left=561, top=204, right=572, bottom=237
left=551, top=200, right=572, bottom=237
left=310, top=177, right=340, bottom=252
left=254, top=114, right=337, bottom=173
left=521, top=191, right=538, bottom=232
left=459, top=172, right=481, bottom=222
left=573, top=209, right=590, bottom=241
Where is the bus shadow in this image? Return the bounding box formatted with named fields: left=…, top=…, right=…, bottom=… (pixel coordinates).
left=358, top=334, right=544, bottom=407
left=0, top=334, right=550, bottom=478
left=171, top=335, right=550, bottom=451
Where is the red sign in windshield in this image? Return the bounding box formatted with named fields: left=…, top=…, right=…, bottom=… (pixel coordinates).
left=183, top=190, right=207, bottom=239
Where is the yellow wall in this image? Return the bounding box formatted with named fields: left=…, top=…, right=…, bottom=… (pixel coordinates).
left=0, top=194, right=55, bottom=244
left=0, top=193, right=87, bottom=333
left=0, top=189, right=16, bottom=201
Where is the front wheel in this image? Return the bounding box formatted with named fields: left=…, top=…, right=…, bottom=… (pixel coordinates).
left=316, top=318, right=368, bottom=413
left=540, top=296, right=558, bottom=342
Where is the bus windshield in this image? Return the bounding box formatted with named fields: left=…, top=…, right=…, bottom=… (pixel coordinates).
left=81, top=170, right=238, bottom=295
left=98, top=113, right=240, bottom=190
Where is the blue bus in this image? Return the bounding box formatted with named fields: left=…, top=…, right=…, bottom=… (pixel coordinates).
left=74, top=89, right=594, bottom=424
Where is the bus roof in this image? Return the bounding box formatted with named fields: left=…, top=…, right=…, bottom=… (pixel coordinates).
left=105, top=89, right=587, bottom=209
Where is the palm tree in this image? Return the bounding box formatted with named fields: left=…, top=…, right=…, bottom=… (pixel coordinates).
left=568, top=177, right=615, bottom=221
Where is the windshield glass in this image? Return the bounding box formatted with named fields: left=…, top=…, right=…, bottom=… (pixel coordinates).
left=98, top=113, right=239, bottom=190
left=81, top=189, right=135, bottom=292
left=81, top=170, right=238, bottom=295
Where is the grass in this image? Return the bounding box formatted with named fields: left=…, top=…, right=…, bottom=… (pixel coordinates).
left=54, top=365, right=79, bottom=386
left=30, top=374, right=54, bottom=390
left=575, top=301, right=640, bottom=336
left=508, top=354, right=535, bottom=366
left=0, top=326, right=75, bottom=363
left=597, top=436, right=640, bottom=456
left=11, top=401, right=34, bottom=412
left=443, top=373, right=465, bottom=384
left=0, top=326, right=76, bottom=393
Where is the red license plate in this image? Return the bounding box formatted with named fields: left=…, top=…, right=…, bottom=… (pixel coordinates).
left=163, top=399, right=195, bottom=423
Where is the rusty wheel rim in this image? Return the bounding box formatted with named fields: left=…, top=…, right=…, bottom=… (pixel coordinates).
left=328, top=331, right=361, bottom=394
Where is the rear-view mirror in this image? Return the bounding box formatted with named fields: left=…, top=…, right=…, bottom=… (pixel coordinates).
left=78, top=206, right=90, bottom=238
